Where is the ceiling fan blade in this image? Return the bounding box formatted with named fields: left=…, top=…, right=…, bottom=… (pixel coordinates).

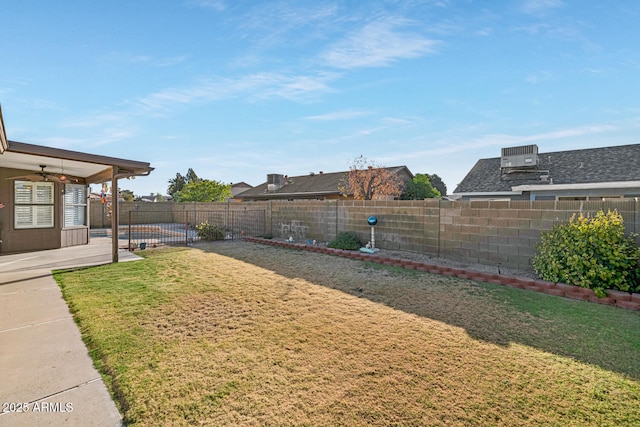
left=6, top=174, right=42, bottom=181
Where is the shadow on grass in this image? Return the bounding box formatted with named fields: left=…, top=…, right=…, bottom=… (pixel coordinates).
left=199, top=242, right=640, bottom=380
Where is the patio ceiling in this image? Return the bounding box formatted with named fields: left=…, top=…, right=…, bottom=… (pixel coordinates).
left=0, top=140, right=153, bottom=183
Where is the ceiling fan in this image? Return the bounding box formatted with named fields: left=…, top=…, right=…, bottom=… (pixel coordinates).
left=7, top=164, right=76, bottom=183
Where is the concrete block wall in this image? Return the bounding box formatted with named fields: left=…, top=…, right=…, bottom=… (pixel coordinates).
left=91, top=199, right=640, bottom=271
left=267, top=200, right=339, bottom=242
left=337, top=199, right=440, bottom=254
left=438, top=199, right=639, bottom=270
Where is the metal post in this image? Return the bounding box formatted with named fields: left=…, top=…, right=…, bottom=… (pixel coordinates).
left=111, top=166, right=119, bottom=263
left=371, top=226, right=375, bottom=249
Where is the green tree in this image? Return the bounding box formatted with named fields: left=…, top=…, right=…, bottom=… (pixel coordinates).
left=400, top=174, right=441, bottom=200
left=167, top=173, right=186, bottom=198
left=174, top=179, right=232, bottom=202
left=428, top=174, right=447, bottom=197
left=120, top=189, right=135, bottom=202
left=186, top=168, right=200, bottom=184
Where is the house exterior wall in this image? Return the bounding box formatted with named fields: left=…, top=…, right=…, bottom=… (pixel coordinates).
left=0, top=166, right=89, bottom=254
left=91, top=199, right=640, bottom=271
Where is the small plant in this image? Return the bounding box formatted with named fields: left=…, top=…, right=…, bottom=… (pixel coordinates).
left=328, top=231, right=362, bottom=250
left=195, top=222, right=225, bottom=241
left=533, top=210, right=640, bottom=297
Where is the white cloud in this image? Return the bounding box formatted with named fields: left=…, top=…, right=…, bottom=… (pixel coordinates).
left=131, top=72, right=337, bottom=112
left=525, top=70, right=555, bottom=84
left=303, top=110, right=371, bottom=121
left=103, top=53, right=189, bottom=67
left=521, top=0, right=563, bottom=16
left=321, top=18, right=439, bottom=69
left=239, top=3, right=339, bottom=47
left=193, top=0, right=225, bottom=12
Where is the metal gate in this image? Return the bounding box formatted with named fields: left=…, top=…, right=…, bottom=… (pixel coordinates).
left=90, top=209, right=266, bottom=250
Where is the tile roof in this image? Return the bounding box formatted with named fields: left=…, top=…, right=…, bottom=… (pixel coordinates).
left=237, top=166, right=412, bottom=199
left=454, top=144, right=640, bottom=194
left=235, top=171, right=346, bottom=199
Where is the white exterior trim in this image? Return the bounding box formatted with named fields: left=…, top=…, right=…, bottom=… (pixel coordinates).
left=512, top=181, right=640, bottom=192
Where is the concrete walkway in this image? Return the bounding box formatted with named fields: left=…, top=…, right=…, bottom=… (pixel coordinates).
left=0, top=238, right=141, bottom=426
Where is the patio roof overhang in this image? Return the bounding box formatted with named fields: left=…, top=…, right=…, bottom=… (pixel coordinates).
left=0, top=105, right=153, bottom=263
left=0, top=139, right=153, bottom=263
left=0, top=105, right=7, bottom=154
left=0, top=140, right=153, bottom=183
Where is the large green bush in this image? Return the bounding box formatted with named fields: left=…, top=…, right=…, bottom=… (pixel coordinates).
left=533, top=210, right=640, bottom=297
left=195, top=222, right=225, bottom=241
left=328, top=231, right=362, bottom=250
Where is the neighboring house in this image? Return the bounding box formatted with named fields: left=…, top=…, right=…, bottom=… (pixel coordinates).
left=231, top=182, right=253, bottom=197
left=453, top=144, right=640, bottom=201
left=137, top=193, right=172, bottom=202
left=0, top=105, right=153, bottom=255
left=235, top=167, right=414, bottom=201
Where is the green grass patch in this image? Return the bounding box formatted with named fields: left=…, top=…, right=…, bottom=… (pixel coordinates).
left=55, top=243, right=640, bottom=426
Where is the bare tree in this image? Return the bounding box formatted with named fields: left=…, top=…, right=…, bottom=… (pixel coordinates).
left=338, top=155, right=404, bottom=200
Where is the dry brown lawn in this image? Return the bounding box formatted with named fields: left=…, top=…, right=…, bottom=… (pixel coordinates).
left=57, top=241, right=640, bottom=426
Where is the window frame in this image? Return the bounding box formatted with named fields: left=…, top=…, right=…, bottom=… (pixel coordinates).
left=64, top=183, right=88, bottom=227
left=14, top=180, right=55, bottom=229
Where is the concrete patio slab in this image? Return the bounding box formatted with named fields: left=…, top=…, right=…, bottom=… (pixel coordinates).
left=0, top=238, right=141, bottom=426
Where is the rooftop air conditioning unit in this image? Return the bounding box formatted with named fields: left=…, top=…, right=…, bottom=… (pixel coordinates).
left=266, top=174, right=284, bottom=191
left=501, top=144, right=539, bottom=169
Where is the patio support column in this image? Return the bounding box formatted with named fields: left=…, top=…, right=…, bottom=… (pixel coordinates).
left=111, top=166, right=119, bottom=263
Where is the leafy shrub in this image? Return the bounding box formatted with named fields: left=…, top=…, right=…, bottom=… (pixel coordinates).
left=533, top=210, right=640, bottom=297
left=328, top=231, right=362, bottom=250
left=195, top=222, right=225, bottom=241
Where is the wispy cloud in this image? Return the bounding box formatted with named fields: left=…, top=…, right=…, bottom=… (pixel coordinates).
left=525, top=70, right=555, bottom=84
left=103, top=53, right=189, bottom=67
left=191, top=0, right=225, bottom=12
left=35, top=126, right=136, bottom=149
left=417, top=123, right=619, bottom=158
left=131, top=72, right=337, bottom=112
left=303, top=110, right=371, bottom=121
left=320, top=18, right=439, bottom=69
left=521, top=0, right=563, bottom=16
left=239, top=3, right=339, bottom=47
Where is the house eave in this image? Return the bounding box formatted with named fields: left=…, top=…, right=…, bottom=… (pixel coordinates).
left=240, top=190, right=343, bottom=199
left=2, top=140, right=153, bottom=182
left=450, top=190, right=523, bottom=199
left=0, top=104, right=7, bottom=154
left=512, top=181, right=640, bottom=192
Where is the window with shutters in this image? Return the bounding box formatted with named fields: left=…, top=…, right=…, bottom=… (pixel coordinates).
left=64, top=184, right=87, bottom=226
left=14, top=181, right=55, bottom=229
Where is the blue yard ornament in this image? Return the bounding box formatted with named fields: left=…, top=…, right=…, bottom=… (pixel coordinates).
left=360, top=216, right=380, bottom=253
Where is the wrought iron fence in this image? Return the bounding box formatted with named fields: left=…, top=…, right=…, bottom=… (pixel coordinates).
left=90, top=209, right=266, bottom=250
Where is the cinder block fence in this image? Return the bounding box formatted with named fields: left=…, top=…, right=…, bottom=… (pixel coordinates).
left=91, top=199, right=640, bottom=271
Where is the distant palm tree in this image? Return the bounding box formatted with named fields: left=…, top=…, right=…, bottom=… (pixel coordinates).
left=167, top=173, right=186, bottom=198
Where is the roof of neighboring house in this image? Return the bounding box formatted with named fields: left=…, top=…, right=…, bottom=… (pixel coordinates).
left=454, top=144, right=640, bottom=194
left=237, top=166, right=412, bottom=199
left=231, top=182, right=253, bottom=196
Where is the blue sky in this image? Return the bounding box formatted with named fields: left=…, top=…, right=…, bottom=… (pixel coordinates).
left=2, top=0, right=639, bottom=196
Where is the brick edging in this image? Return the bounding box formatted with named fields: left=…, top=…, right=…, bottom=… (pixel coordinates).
left=243, top=237, right=640, bottom=312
